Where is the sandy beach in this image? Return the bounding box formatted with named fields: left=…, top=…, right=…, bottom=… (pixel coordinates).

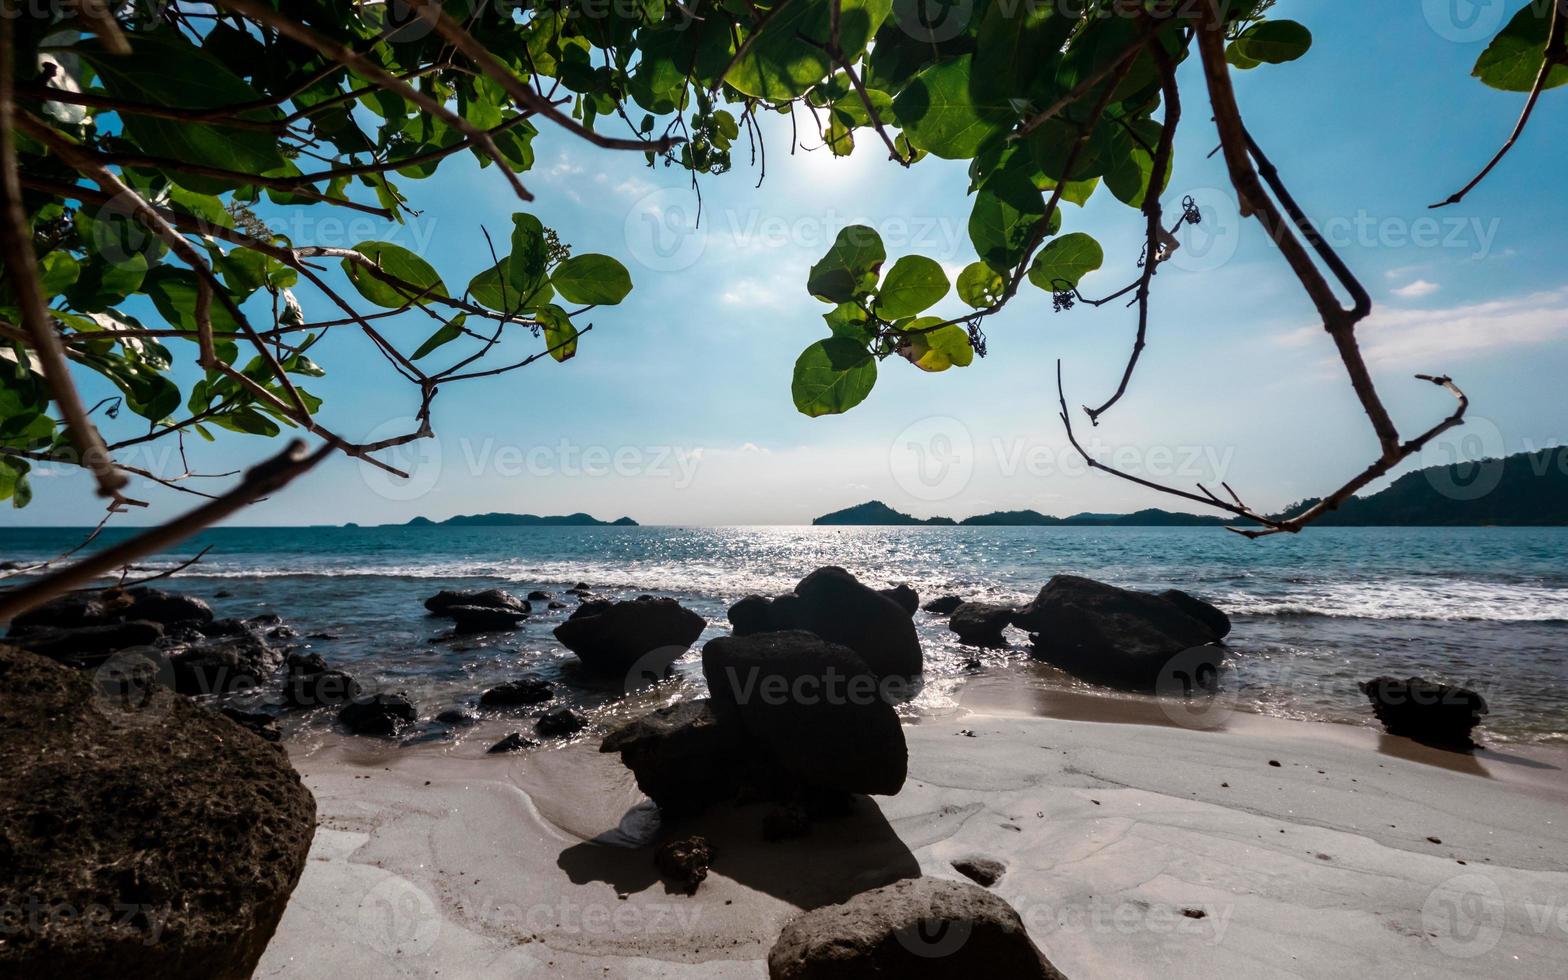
left=256, top=680, right=1568, bottom=979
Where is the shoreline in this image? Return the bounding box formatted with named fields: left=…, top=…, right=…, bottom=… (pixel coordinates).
left=258, top=679, right=1568, bottom=979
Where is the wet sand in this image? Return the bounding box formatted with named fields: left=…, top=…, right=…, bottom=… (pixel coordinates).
left=258, top=684, right=1568, bottom=979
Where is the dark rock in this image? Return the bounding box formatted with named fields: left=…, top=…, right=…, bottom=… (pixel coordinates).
left=702, top=630, right=907, bottom=798
left=445, top=603, right=529, bottom=634
left=7, top=591, right=116, bottom=632
left=1360, top=676, right=1488, bottom=750
left=573, top=581, right=592, bottom=591
left=728, top=594, right=776, bottom=637
left=547, top=601, right=567, bottom=610
left=305, top=631, right=339, bottom=641
left=219, top=707, right=282, bottom=743
left=600, top=700, right=740, bottom=818
left=246, top=613, right=283, bottom=627
left=763, top=805, right=812, bottom=842
left=0, top=645, right=314, bottom=980
left=282, top=653, right=360, bottom=709
left=951, top=856, right=1006, bottom=887
left=922, top=595, right=965, bottom=615
left=948, top=603, right=1015, bottom=648
left=9, top=620, right=164, bottom=668
left=213, top=589, right=233, bottom=599
left=727, top=568, right=922, bottom=678
left=1013, top=575, right=1225, bottom=690
left=119, top=587, right=214, bottom=628
left=487, top=732, right=536, bottom=754
left=165, top=633, right=283, bottom=696
left=553, top=596, right=705, bottom=676
left=1159, top=589, right=1231, bottom=639
left=478, top=674, right=554, bottom=707
left=338, top=694, right=417, bottom=737
left=265, top=625, right=299, bottom=641
left=423, top=588, right=528, bottom=616
left=535, top=705, right=587, bottom=737
left=878, top=584, right=919, bottom=616
left=767, top=877, right=1065, bottom=979
left=567, top=588, right=592, bottom=598
left=527, top=590, right=551, bottom=601
left=435, top=707, right=478, bottom=726
left=197, top=617, right=251, bottom=638
left=655, top=836, right=714, bottom=895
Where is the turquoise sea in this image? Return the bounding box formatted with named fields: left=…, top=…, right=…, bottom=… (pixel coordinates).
left=2, top=524, right=1566, bottom=743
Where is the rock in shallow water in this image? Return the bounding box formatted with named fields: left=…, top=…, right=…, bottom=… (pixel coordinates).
left=877, top=584, right=919, bottom=616
left=535, top=705, right=587, bottom=737
left=767, top=877, right=1066, bottom=979
left=487, top=732, right=537, bottom=754
left=600, top=700, right=740, bottom=818
left=922, top=594, right=965, bottom=615
left=553, top=596, right=705, bottom=676
left=948, top=603, right=1015, bottom=648
left=423, top=588, right=528, bottom=616
left=338, top=693, right=418, bottom=736
left=1360, top=675, right=1488, bottom=750
left=1013, top=575, right=1226, bottom=690
left=445, top=603, right=530, bottom=634
left=724, top=567, right=922, bottom=678
left=478, top=674, right=554, bottom=707
left=0, top=645, right=314, bottom=980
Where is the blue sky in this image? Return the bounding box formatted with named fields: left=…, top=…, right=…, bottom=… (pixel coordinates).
left=10, top=0, right=1568, bottom=527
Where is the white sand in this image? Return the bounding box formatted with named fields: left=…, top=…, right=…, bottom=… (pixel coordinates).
left=257, top=685, right=1568, bottom=979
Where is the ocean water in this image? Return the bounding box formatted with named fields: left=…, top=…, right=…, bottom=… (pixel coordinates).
left=2, top=524, right=1566, bottom=744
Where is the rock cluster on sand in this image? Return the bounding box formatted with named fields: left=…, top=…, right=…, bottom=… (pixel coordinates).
left=0, top=645, right=315, bottom=980
left=1012, top=576, right=1229, bottom=690
left=602, top=630, right=907, bottom=820
left=553, top=596, right=705, bottom=675
left=767, top=877, right=1066, bottom=979
left=1360, top=676, right=1489, bottom=750
left=727, top=567, right=922, bottom=678
left=423, top=588, right=530, bottom=634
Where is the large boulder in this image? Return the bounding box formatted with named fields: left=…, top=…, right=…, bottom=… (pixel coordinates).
left=0, top=645, right=314, bottom=980
left=922, top=595, right=965, bottom=615
left=1158, top=589, right=1231, bottom=640
left=9, top=620, right=165, bottom=668
left=1012, top=575, right=1226, bottom=690
left=948, top=603, right=1015, bottom=648
left=600, top=700, right=742, bottom=818
left=7, top=591, right=119, bottom=631
left=282, top=653, right=360, bottom=709
left=1360, top=676, right=1488, bottom=750
left=164, top=633, right=284, bottom=696
left=553, top=596, right=705, bottom=675
left=725, top=567, right=922, bottom=678
left=703, top=630, right=907, bottom=798
left=119, top=587, right=215, bottom=628
left=767, top=877, right=1066, bottom=979
left=423, top=588, right=528, bottom=616
left=878, top=584, right=919, bottom=617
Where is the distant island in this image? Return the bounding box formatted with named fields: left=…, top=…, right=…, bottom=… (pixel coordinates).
left=393, top=512, right=638, bottom=527
left=813, top=449, right=1568, bottom=527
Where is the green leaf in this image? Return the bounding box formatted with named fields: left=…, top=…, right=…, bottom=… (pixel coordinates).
left=1473, top=5, right=1568, bottom=92
left=342, top=241, right=449, bottom=309
left=898, top=319, right=973, bottom=372
left=807, top=225, right=886, bottom=303
left=507, top=213, right=550, bottom=297
left=65, top=254, right=147, bottom=312
left=972, top=1, right=1075, bottom=111
left=38, top=253, right=80, bottom=295
left=78, top=35, right=285, bottom=181
left=536, top=304, right=579, bottom=362
left=1027, top=118, right=1108, bottom=183
left=824, top=302, right=874, bottom=342
left=956, top=262, right=1005, bottom=308
left=413, top=323, right=463, bottom=360
left=875, top=255, right=949, bottom=318
left=1028, top=232, right=1104, bottom=291
left=892, top=56, right=1010, bottom=160
left=551, top=254, right=632, bottom=305
left=791, top=337, right=877, bottom=417
left=1230, top=20, right=1313, bottom=65
left=725, top=0, right=892, bottom=100
left=969, top=167, right=1047, bottom=272
left=0, top=455, right=32, bottom=508
left=1099, top=118, right=1172, bottom=209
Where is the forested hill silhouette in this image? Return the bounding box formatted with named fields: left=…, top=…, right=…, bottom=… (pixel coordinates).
left=813, top=451, right=1568, bottom=527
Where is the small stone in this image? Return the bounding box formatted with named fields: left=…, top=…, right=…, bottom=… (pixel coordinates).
left=951, top=856, right=1006, bottom=887
left=655, top=835, right=713, bottom=894
left=488, top=732, right=536, bottom=754
left=1268, top=760, right=1281, bottom=767
left=535, top=705, right=586, bottom=737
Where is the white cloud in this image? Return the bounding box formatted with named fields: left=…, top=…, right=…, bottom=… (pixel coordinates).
left=1275, top=288, right=1568, bottom=368
left=1391, top=279, right=1440, bottom=298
